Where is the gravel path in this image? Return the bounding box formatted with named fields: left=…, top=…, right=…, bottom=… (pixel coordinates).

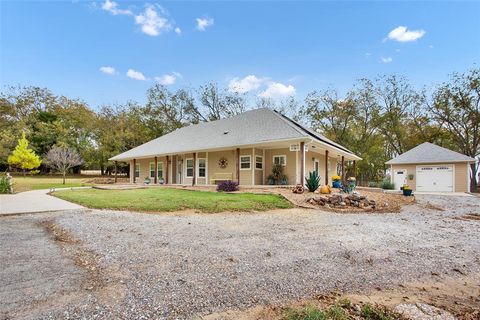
left=1, top=194, right=479, bottom=319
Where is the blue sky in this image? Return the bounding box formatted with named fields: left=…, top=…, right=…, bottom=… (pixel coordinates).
left=1, top=1, right=479, bottom=109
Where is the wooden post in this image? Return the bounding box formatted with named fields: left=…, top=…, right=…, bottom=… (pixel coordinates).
left=133, top=158, right=136, bottom=184
left=114, top=161, right=118, bottom=183
left=236, top=148, right=240, bottom=184
left=325, top=150, right=329, bottom=185
left=300, top=142, right=305, bottom=186
left=166, top=156, right=169, bottom=184
left=192, top=152, right=196, bottom=186
left=341, top=156, right=345, bottom=183
left=353, top=160, right=356, bottom=179
left=154, top=156, right=158, bottom=184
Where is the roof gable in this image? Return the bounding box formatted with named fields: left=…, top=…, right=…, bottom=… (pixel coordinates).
left=386, top=142, right=475, bottom=164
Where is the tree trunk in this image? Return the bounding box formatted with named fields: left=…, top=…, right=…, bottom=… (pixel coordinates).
left=63, top=171, right=66, bottom=185
left=23, top=169, right=26, bottom=177
left=470, top=162, right=478, bottom=193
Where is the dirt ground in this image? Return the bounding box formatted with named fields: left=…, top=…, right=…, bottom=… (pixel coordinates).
left=0, top=194, right=479, bottom=319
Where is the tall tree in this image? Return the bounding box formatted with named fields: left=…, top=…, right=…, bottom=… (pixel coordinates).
left=8, top=132, right=42, bottom=176
left=429, top=68, right=480, bottom=190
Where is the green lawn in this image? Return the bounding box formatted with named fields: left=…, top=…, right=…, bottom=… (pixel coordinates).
left=12, top=176, right=94, bottom=193
left=53, top=188, right=293, bottom=213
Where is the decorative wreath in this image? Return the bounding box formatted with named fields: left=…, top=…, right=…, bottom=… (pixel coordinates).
left=218, top=157, right=228, bottom=169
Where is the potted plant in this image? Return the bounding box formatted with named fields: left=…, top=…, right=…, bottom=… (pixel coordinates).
left=346, top=176, right=356, bottom=193
left=402, top=184, right=413, bottom=196
left=332, top=175, right=341, bottom=188
left=267, top=164, right=288, bottom=185
left=144, top=177, right=151, bottom=185
left=159, top=177, right=165, bottom=184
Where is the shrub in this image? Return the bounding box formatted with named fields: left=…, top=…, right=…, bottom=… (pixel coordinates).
left=0, top=175, right=10, bottom=194
left=360, top=303, right=399, bottom=320
left=216, top=180, right=239, bottom=192
left=368, top=181, right=381, bottom=188
left=305, top=171, right=320, bottom=192
left=285, top=305, right=326, bottom=320
left=381, top=180, right=395, bottom=190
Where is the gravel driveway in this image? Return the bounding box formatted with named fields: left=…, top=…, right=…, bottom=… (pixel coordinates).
left=1, top=194, right=479, bottom=319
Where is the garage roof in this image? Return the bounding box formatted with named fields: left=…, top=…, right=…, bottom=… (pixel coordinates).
left=386, top=142, right=476, bottom=164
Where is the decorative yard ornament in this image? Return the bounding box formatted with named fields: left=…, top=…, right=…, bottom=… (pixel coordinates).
left=218, top=157, right=228, bottom=169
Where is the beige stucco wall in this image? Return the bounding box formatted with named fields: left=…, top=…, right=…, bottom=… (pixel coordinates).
left=264, top=148, right=297, bottom=185
left=391, top=163, right=469, bottom=192
left=455, top=162, right=469, bottom=192
left=207, top=150, right=237, bottom=184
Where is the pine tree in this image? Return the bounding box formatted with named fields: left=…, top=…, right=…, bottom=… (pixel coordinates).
left=8, top=132, right=42, bottom=176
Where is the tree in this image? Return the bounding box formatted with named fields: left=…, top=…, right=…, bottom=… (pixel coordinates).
left=8, top=132, right=42, bottom=175
left=44, top=146, right=83, bottom=184
left=429, top=68, right=480, bottom=191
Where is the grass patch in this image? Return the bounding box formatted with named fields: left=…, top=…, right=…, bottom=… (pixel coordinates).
left=53, top=187, right=293, bottom=213
left=284, top=300, right=401, bottom=320
left=11, top=176, right=94, bottom=193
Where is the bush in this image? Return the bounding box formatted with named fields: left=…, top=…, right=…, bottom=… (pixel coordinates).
left=305, top=171, right=321, bottom=192
left=361, top=303, right=399, bottom=320
left=216, top=180, right=239, bottom=192
left=0, top=175, right=10, bottom=194
left=381, top=180, right=395, bottom=190
left=368, top=181, right=381, bottom=188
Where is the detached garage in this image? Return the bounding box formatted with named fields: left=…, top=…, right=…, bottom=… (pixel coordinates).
left=386, top=142, right=476, bottom=193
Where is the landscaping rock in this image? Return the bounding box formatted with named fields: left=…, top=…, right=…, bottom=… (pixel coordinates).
left=305, top=193, right=382, bottom=211
left=394, top=303, right=456, bottom=320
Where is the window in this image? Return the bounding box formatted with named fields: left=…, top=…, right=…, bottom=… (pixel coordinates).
left=186, top=159, right=194, bottom=177
left=158, top=162, right=164, bottom=179
left=255, top=156, right=263, bottom=170
left=150, top=163, right=155, bottom=178
left=135, top=163, right=140, bottom=178
left=198, top=159, right=206, bottom=177
left=273, top=155, right=286, bottom=166
left=240, top=155, right=251, bottom=170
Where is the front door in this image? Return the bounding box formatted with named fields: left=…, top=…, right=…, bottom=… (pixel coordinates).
left=394, top=169, right=407, bottom=190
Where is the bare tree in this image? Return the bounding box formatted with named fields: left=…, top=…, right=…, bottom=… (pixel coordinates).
left=45, top=146, right=83, bottom=185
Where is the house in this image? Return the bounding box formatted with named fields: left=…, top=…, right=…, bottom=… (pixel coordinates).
left=109, top=108, right=361, bottom=186
left=386, top=142, right=476, bottom=192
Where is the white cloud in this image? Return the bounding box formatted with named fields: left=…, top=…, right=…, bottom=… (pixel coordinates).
left=259, top=82, right=296, bottom=99
left=101, top=0, right=132, bottom=15
left=155, top=74, right=177, bottom=85
left=380, top=56, right=393, bottom=64
left=228, top=75, right=264, bottom=93
left=386, top=26, right=425, bottom=42
left=135, top=5, right=172, bottom=36
left=126, top=69, right=147, bottom=80
left=172, top=71, right=182, bottom=78
left=196, top=17, right=214, bottom=31
left=99, top=66, right=117, bottom=75
left=429, top=44, right=434, bottom=49
left=174, top=27, right=182, bottom=35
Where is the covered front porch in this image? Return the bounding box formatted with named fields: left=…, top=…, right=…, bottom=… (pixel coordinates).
left=113, top=139, right=359, bottom=187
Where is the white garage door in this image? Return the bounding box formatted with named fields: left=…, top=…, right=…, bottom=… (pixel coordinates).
left=416, top=165, right=454, bottom=192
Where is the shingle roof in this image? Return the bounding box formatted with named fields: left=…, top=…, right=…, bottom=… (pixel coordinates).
left=386, top=142, right=475, bottom=164
left=110, top=108, right=359, bottom=161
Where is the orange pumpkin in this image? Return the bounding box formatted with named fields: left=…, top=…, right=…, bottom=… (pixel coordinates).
left=320, top=185, right=331, bottom=194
